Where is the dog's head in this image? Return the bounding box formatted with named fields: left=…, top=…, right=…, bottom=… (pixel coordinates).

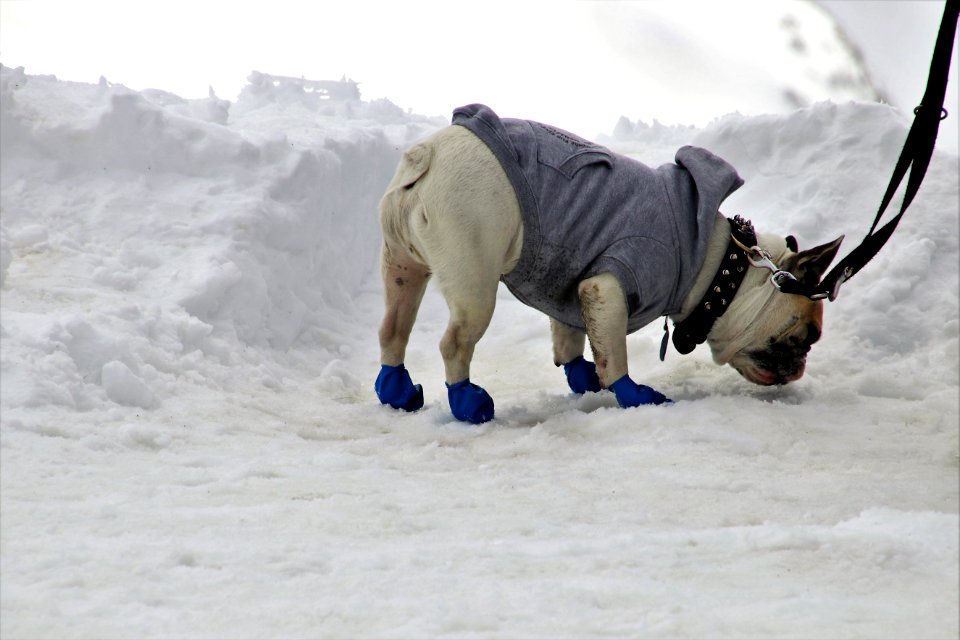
left=707, top=233, right=844, bottom=385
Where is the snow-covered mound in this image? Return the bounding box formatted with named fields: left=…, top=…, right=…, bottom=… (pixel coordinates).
left=1, top=66, right=442, bottom=413
left=1, top=66, right=957, bottom=638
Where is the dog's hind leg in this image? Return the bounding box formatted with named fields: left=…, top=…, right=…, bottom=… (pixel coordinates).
left=434, top=267, right=499, bottom=423
left=379, top=245, right=430, bottom=367
left=424, top=198, right=509, bottom=423
left=551, top=319, right=601, bottom=394
left=578, top=273, right=670, bottom=407
left=404, top=126, right=518, bottom=423
left=375, top=244, right=431, bottom=412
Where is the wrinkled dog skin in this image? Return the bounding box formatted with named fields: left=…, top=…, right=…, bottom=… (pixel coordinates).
left=375, top=111, right=842, bottom=423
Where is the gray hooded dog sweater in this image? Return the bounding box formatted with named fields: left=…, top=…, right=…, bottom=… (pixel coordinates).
left=452, top=104, right=744, bottom=334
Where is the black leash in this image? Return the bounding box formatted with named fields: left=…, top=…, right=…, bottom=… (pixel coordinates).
left=663, top=0, right=957, bottom=360
left=813, top=0, right=959, bottom=301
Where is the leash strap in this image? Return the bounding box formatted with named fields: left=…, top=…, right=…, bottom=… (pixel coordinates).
left=815, top=0, right=959, bottom=301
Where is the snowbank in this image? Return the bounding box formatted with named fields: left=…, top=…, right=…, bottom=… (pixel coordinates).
left=1, top=66, right=443, bottom=414
left=1, top=66, right=957, bottom=638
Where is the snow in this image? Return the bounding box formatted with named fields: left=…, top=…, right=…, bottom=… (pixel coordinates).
left=1, top=62, right=958, bottom=639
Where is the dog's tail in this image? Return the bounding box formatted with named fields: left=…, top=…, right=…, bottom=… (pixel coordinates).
left=379, top=142, right=433, bottom=261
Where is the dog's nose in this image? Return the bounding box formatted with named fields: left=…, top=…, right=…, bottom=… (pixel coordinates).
left=779, top=362, right=806, bottom=384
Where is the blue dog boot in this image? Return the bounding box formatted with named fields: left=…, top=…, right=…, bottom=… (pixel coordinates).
left=609, top=375, right=671, bottom=408
left=446, top=379, right=495, bottom=424
left=562, top=355, right=602, bottom=394
left=375, top=364, right=424, bottom=412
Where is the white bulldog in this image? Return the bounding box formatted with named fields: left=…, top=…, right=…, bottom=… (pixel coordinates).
left=375, top=107, right=842, bottom=423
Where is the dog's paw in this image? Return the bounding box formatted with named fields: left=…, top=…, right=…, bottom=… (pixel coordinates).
left=609, top=375, right=671, bottom=408
left=563, top=356, right=602, bottom=394
left=375, top=364, right=424, bottom=412
left=446, top=379, right=495, bottom=424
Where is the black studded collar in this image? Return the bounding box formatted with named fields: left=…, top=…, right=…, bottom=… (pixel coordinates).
left=668, top=215, right=756, bottom=357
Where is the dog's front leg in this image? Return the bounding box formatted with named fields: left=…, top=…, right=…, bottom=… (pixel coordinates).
left=578, top=273, right=670, bottom=407
left=550, top=319, right=601, bottom=394
left=577, top=274, right=629, bottom=387
left=551, top=318, right=586, bottom=365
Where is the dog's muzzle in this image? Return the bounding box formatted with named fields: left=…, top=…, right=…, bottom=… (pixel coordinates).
left=736, top=322, right=821, bottom=386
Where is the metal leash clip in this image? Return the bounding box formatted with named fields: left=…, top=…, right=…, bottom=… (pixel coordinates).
left=746, top=245, right=778, bottom=272
left=746, top=246, right=800, bottom=292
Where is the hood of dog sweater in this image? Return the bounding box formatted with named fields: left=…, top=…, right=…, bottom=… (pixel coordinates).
left=452, top=103, right=744, bottom=334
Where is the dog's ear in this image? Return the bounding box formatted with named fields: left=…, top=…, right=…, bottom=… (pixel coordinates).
left=787, top=236, right=844, bottom=285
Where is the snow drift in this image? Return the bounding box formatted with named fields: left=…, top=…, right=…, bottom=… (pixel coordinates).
left=1, top=66, right=442, bottom=414
left=1, top=65, right=957, bottom=638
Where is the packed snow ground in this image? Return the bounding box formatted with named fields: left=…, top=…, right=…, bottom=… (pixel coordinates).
left=1, top=66, right=958, bottom=638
